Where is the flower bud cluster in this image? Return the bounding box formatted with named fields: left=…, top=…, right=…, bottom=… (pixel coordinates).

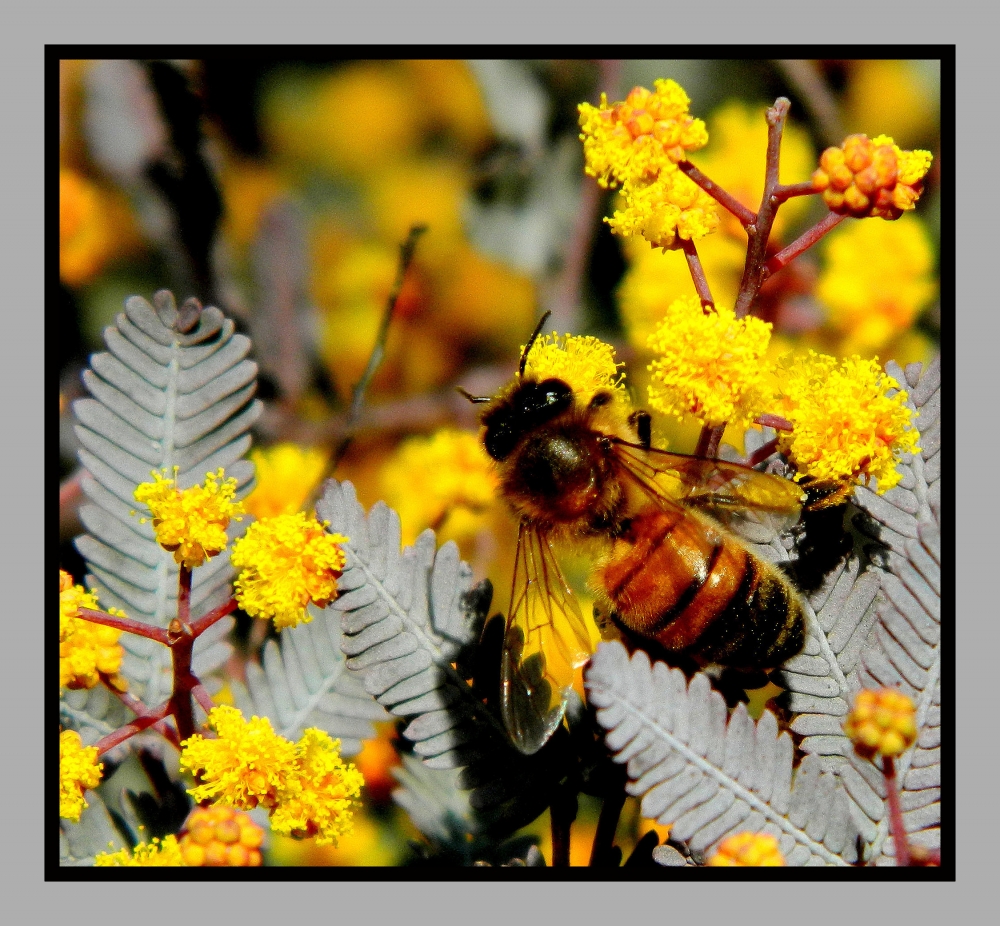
left=708, top=832, right=785, bottom=866
left=177, top=805, right=265, bottom=866
left=844, top=687, right=918, bottom=759
left=812, top=134, right=932, bottom=220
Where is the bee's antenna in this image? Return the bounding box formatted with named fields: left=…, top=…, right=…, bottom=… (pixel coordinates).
left=519, top=311, right=552, bottom=378
left=456, top=386, right=491, bottom=405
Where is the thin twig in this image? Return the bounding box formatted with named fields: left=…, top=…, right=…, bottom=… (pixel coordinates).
left=679, top=160, right=756, bottom=228
left=94, top=698, right=173, bottom=756
left=882, top=756, right=912, bottom=867
left=681, top=238, right=714, bottom=308
left=331, top=224, right=427, bottom=469
left=743, top=436, right=781, bottom=469
left=733, top=98, right=791, bottom=319
left=765, top=212, right=846, bottom=276
left=771, top=180, right=817, bottom=203
left=589, top=766, right=627, bottom=866
left=550, top=786, right=578, bottom=867
left=694, top=424, right=725, bottom=460
left=188, top=597, right=238, bottom=636
left=168, top=618, right=197, bottom=742
left=77, top=608, right=170, bottom=644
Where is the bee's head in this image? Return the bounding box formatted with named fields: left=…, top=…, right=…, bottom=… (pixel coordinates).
left=480, top=377, right=574, bottom=461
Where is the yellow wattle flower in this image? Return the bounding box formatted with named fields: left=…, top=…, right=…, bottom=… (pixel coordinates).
left=646, top=296, right=773, bottom=430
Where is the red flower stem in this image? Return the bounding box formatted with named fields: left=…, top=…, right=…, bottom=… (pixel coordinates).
left=678, top=159, right=756, bottom=228
left=589, top=765, right=628, bottom=866
left=191, top=683, right=216, bottom=716
left=755, top=413, right=794, bottom=431
left=177, top=565, right=192, bottom=625
left=77, top=608, right=169, bottom=644
left=694, top=423, right=725, bottom=459
left=94, top=699, right=173, bottom=755
left=733, top=98, right=790, bottom=319
left=167, top=618, right=198, bottom=742
left=188, top=597, right=238, bottom=636
left=743, top=437, right=781, bottom=468
left=771, top=180, right=817, bottom=203
left=765, top=212, right=846, bottom=276
left=881, top=755, right=912, bottom=867
left=550, top=786, right=578, bottom=867
left=681, top=238, right=715, bottom=308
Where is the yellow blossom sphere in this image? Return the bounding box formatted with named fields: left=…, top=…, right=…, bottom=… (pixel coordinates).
left=59, top=570, right=126, bottom=691
left=773, top=352, right=920, bottom=494
left=60, top=729, right=103, bottom=822
left=607, top=170, right=720, bottom=251
left=179, top=707, right=364, bottom=848
left=579, top=79, right=709, bottom=189
left=708, top=832, right=785, bottom=866
left=844, top=687, right=918, bottom=759
left=231, top=513, right=348, bottom=630
left=133, top=468, right=244, bottom=569
left=646, top=296, right=773, bottom=429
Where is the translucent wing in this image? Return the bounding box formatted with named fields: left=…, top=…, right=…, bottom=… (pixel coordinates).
left=500, top=521, right=593, bottom=754
left=611, top=438, right=806, bottom=539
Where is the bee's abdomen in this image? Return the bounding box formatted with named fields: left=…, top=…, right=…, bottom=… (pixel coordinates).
left=600, top=509, right=803, bottom=668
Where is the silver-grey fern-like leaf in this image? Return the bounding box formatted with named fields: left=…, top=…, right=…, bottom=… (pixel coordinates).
left=60, top=791, right=128, bottom=866
left=586, top=641, right=860, bottom=866
left=391, top=753, right=477, bottom=846
left=316, top=480, right=496, bottom=766
left=859, top=521, right=941, bottom=864
left=316, top=480, right=568, bottom=834
left=70, top=291, right=261, bottom=708
left=60, top=684, right=136, bottom=762
left=229, top=602, right=389, bottom=757
left=317, top=480, right=504, bottom=745
left=781, top=357, right=941, bottom=858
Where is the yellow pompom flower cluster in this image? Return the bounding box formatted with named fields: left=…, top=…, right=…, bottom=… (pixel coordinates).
left=812, top=133, right=933, bottom=220
left=708, top=832, right=786, bottom=866
left=523, top=331, right=628, bottom=408
left=176, top=805, right=265, bottom=866
left=94, top=835, right=185, bottom=866
left=134, top=468, right=245, bottom=569
left=579, top=80, right=708, bottom=187
left=59, top=730, right=103, bottom=822
left=579, top=80, right=719, bottom=250
left=59, top=570, right=125, bottom=692
left=179, top=706, right=364, bottom=847
left=844, top=687, right=918, bottom=760
left=231, top=513, right=348, bottom=630
left=773, top=352, right=920, bottom=494
left=244, top=444, right=330, bottom=520
left=380, top=429, right=498, bottom=546
left=607, top=170, right=721, bottom=251
left=646, top=295, right=773, bottom=429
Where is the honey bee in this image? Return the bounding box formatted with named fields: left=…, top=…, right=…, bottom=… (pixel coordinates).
left=462, top=315, right=807, bottom=755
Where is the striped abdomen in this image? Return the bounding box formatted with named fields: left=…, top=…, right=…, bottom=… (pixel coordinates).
left=597, top=507, right=804, bottom=667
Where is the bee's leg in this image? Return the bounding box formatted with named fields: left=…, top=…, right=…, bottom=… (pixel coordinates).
left=628, top=410, right=652, bottom=450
